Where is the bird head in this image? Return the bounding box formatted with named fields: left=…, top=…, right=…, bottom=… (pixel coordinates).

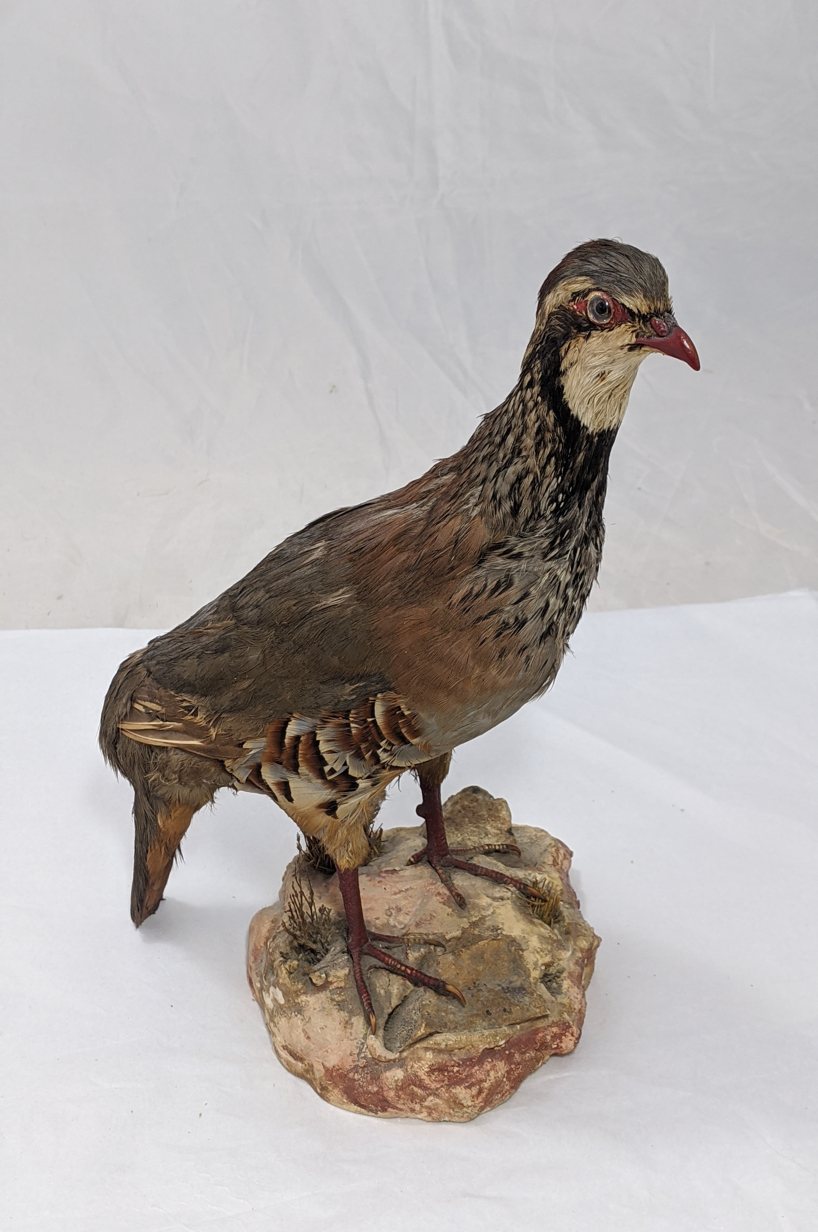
left=527, top=239, right=700, bottom=434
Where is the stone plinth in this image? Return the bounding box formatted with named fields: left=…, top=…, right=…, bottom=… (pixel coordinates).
left=247, top=787, right=600, bottom=1121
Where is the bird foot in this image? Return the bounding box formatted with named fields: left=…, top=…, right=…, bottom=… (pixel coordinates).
left=337, top=868, right=463, bottom=1033
left=405, top=845, right=468, bottom=907
left=348, top=938, right=465, bottom=1033
left=408, top=844, right=547, bottom=908
left=411, top=787, right=544, bottom=907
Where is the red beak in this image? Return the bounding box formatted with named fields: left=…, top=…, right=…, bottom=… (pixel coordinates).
left=634, top=318, right=700, bottom=371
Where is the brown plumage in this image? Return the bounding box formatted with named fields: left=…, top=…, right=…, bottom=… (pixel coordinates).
left=100, top=238, right=699, bottom=1028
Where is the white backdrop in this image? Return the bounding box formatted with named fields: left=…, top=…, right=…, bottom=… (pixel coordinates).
left=1, top=0, right=816, bottom=628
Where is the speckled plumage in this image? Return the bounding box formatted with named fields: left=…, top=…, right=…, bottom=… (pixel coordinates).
left=100, top=238, right=698, bottom=936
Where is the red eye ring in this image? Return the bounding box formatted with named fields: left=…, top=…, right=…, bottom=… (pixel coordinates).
left=570, top=291, right=627, bottom=328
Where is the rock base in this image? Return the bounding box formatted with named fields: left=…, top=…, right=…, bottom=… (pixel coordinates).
left=247, top=787, right=600, bottom=1121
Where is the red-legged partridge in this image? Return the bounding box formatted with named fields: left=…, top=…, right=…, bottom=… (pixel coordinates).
left=101, top=239, right=699, bottom=1030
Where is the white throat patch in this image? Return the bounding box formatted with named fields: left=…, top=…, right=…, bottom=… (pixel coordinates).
left=560, top=329, right=649, bottom=433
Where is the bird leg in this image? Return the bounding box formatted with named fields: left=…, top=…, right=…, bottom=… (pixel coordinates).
left=336, top=867, right=465, bottom=1032
left=409, top=777, right=547, bottom=907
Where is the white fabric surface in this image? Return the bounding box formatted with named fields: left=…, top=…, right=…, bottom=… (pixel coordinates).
left=1, top=592, right=816, bottom=1230
left=1, top=1, right=817, bottom=627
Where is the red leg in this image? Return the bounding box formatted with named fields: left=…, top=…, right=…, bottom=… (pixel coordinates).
left=409, top=777, right=547, bottom=906
left=337, top=868, right=464, bottom=1032
left=408, top=780, right=467, bottom=907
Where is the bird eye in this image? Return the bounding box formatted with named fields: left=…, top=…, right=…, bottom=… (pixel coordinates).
left=586, top=293, right=614, bottom=325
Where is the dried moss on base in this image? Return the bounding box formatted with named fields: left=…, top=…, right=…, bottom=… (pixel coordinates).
left=282, top=864, right=338, bottom=961
left=528, top=875, right=563, bottom=928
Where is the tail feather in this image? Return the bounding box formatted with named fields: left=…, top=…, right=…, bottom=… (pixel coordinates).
left=131, top=786, right=194, bottom=926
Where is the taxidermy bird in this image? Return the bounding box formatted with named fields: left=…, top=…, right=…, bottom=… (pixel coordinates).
left=100, top=238, right=699, bottom=1030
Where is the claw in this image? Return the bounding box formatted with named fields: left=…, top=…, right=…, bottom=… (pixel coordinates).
left=370, top=966, right=464, bottom=1007
left=364, top=943, right=464, bottom=1004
